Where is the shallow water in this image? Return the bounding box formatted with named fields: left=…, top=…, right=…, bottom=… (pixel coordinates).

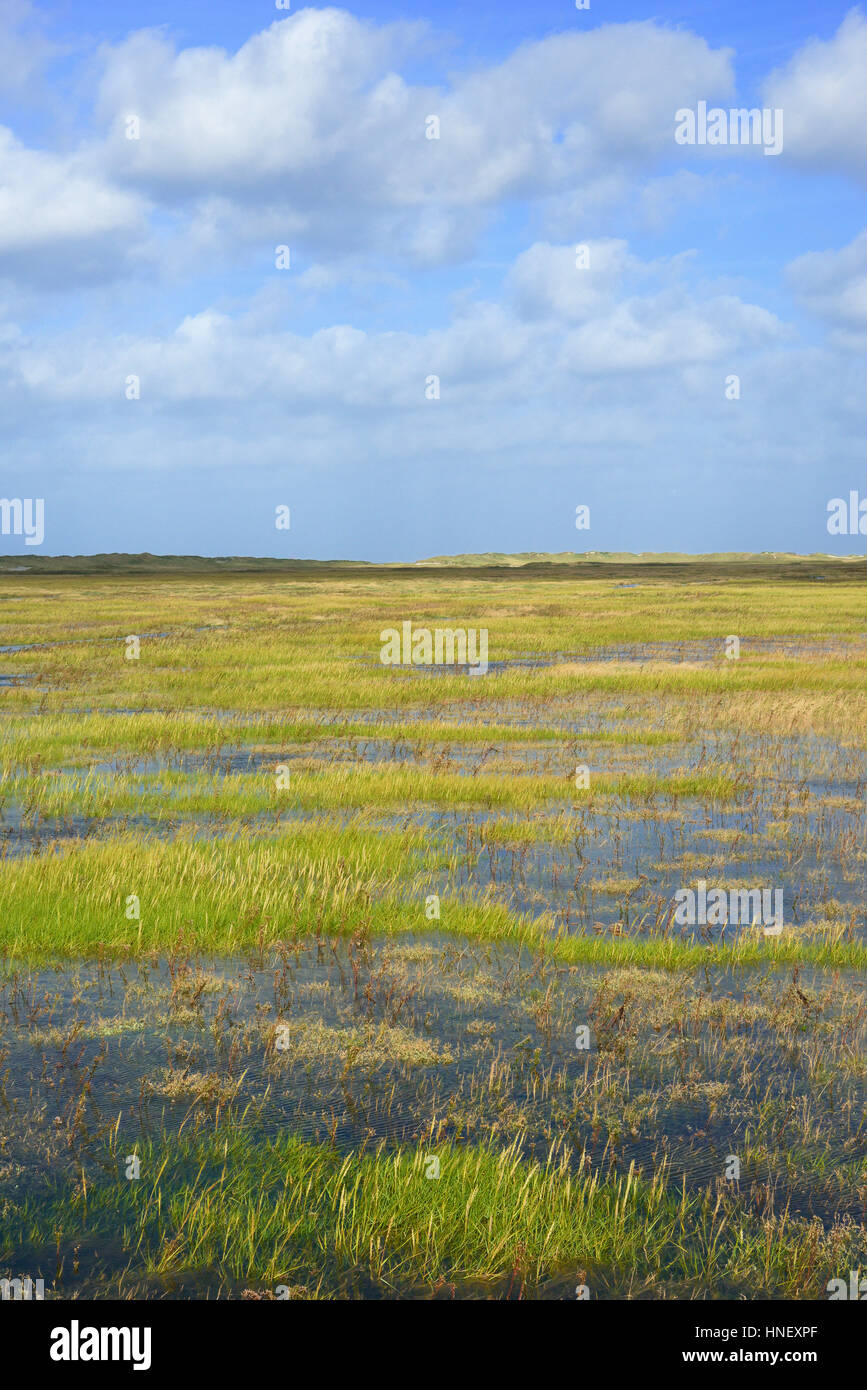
left=347, top=633, right=867, bottom=674
left=2, top=723, right=863, bottom=938
left=2, top=638, right=866, bottom=1297
left=2, top=935, right=863, bottom=1235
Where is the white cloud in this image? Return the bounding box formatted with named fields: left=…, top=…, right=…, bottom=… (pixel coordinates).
left=0, top=9, right=740, bottom=289
left=506, top=240, right=783, bottom=373
left=508, top=239, right=638, bottom=322
left=0, top=128, right=146, bottom=286
left=787, top=228, right=867, bottom=333
left=93, top=10, right=734, bottom=265
left=3, top=239, right=785, bottom=420
left=0, top=0, right=58, bottom=98
left=763, top=9, right=867, bottom=184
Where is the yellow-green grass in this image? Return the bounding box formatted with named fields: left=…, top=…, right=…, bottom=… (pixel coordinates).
left=3, top=1128, right=855, bottom=1297
left=2, top=574, right=866, bottom=719
left=1, top=830, right=863, bottom=969
left=3, top=763, right=741, bottom=818
left=6, top=647, right=867, bottom=715
left=2, top=570, right=865, bottom=1304
left=4, top=572, right=866, bottom=650
left=0, top=711, right=679, bottom=771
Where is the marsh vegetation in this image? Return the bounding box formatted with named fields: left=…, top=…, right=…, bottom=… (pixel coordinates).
left=1, top=567, right=865, bottom=1298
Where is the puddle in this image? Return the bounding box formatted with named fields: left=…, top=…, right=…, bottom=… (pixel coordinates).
left=348, top=634, right=867, bottom=674
left=0, top=624, right=228, bottom=655
left=2, top=723, right=864, bottom=937
left=2, top=592, right=865, bottom=1298
left=2, top=935, right=864, bottom=1290
left=451, top=803, right=866, bottom=936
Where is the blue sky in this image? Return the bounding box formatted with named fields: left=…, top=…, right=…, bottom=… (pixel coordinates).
left=1, top=0, right=866, bottom=559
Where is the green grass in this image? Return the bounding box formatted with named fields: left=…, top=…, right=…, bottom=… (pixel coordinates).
left=3, top=763, right=742, bottom=819
left=3, top=1127, right=855, bottom=1298
left=2, top=567, right=865, bottom=1301
left=0, top=711, right=680, bottom=772
left=1, top=829, right=863, bottom=969
left=3, top=572, right=866, bottom=716
left=7, top=651, right=867, bottom=715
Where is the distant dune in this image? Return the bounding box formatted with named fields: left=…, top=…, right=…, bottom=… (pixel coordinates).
left=0, top=550, right=864, bottom=576
left=414, top=551, right=867, bottom=566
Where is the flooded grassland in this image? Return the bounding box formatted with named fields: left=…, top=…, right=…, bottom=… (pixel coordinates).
left=0, top=570, right=865, bottom=1298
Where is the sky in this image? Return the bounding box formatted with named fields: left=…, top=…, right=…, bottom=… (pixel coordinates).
left=1, top=0, right=866, bottom=560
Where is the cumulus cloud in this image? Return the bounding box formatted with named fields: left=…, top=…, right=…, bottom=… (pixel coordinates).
left=0, top=4, right=861, bottom=560
left=0, top=9, right=738, bottom=289
left=507, top=240, right=639, bottom=323
left=787, top=228, right=867, bottom=328
left=0, top=128, right=146, bottom=287
left=763, top=9, right=867, bottom=184
left=506, top=241, right=783, bottom=371
left=93, top=9, right=734, bottom=265
left=1, top=238, right=785, bottom=429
